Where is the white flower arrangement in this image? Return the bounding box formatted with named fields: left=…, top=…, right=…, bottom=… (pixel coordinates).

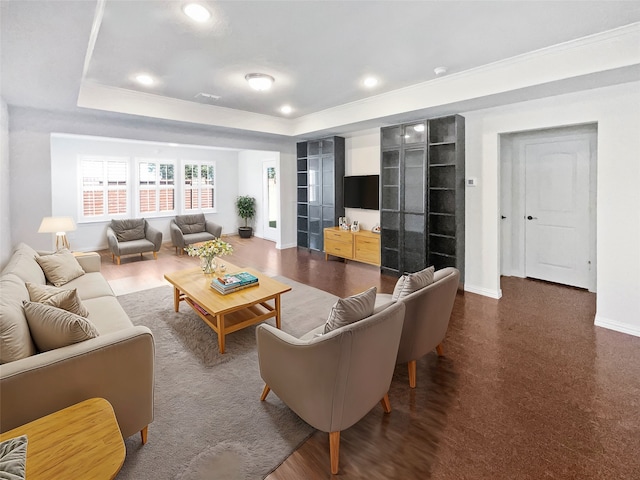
left=184, top=238, right=233, bottom=259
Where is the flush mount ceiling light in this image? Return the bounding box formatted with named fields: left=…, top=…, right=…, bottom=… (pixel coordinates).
left=183, top=3, right=211, bottom=22
left=363, top=76, right=378, bottom=88
left=245, top=73, right=275, bottom=91
left=413, top=124, right=425, bottom=132
left=280, top=105, right=293, bottom=115
left=135, top=74, right=155, bottom=86
left=434, top=66, right=448, bottom=76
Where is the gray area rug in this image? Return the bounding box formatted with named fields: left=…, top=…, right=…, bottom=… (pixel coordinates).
left=116, top=276, right=339, bottom=480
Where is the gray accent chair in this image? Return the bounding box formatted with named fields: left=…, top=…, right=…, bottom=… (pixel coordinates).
left=170, top=213, right=222, bottom=254
left=375, top=267, right=460, bottom=388
left=106, top=218, right=162, bottom=265
left=256, top=301, right=406, bottom=474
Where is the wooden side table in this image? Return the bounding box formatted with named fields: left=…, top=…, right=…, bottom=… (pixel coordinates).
left=0, top=398, right=125, bottom=480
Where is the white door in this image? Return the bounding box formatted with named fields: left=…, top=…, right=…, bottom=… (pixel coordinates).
left=524, top=138, right=591, bottom=288
left=262, top=161, right=278, bottom=242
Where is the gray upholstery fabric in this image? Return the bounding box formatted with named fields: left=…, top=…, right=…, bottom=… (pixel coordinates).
left=323, top=286, right=377, bottom=334
left=106, top=219, right=162, bottom=259
left=392, top=265, right=435, bottom=301
left=111, top=218, right=145, bottom=242
left=256, top=301, right=405, bottom=434
left=170, top=215, right=223, bottom=250
left=394, top=267, right=459, bottom=365
left=175, top=213, right=206, bottom=234
left=0, top=435, right=27, bottom=479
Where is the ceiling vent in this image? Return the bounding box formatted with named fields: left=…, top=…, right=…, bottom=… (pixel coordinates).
left=195, top=92, right=221, bottom=103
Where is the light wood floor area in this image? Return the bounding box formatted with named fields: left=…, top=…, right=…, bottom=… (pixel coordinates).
left=101, top=237, right=640, bottom=479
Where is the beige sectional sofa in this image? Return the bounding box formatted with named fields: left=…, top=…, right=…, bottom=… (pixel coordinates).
left=0, top=243, right=154, bottom=441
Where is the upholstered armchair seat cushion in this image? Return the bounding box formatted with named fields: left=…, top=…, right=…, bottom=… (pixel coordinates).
left=106, top=219, right=162, bottom=264
left=181, top=231, right=218, bottom=245
left=114, top=238, right=156, bottom=256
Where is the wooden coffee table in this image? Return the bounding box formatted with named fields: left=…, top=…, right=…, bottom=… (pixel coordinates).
left=164, top=261, right=291, bottom=353
left=0, top=398, right=125, bottom=480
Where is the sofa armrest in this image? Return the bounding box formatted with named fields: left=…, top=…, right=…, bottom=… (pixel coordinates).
left=0, top=326, right=154, bottom=439
left=106, top=227, right=120, bottom=256
left=145, top=224, right=163, bottom=251
left=170, top=220, right=185, bottom=249
left=73, top=252, right=101, bottom=273
left=205, top=221, right=222, bottom=238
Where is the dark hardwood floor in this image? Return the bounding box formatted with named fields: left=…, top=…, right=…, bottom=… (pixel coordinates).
left=100, top=237, right=640, bottom=479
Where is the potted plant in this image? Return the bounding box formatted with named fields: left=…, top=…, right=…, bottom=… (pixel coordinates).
left=236, top=195, right=256, bottom=238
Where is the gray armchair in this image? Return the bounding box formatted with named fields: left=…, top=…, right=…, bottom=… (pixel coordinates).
left=256, top=302, right=406, bottom=474
left=375, top=267, right=459, bottom=388
left=170, top=213, right=222, bottom=254
left=106, top=218, right=162, bottom=265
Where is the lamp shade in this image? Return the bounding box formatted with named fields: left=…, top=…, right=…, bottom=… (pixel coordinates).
left=38, top=217, right=77, bottom=234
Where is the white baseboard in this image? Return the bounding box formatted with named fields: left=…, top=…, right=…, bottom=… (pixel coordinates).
left=594, top=314, right=640, bottom=338
left=277, top=242, right=297, bottom=250
left=464, top=284, right=503, bottom=299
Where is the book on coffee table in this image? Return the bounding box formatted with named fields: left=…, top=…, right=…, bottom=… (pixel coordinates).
left=210, top=271, right=259, bottom=295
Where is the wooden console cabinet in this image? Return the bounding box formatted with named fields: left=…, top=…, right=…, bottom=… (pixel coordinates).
left=324, top=227, right=381, bottom=266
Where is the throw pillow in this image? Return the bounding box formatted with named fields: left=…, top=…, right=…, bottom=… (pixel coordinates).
left=323, top=286, right=377, bottom=334
left=394, top=266, right=435, bottom=300
left=110, top=218, right=145, bottom=242
left=391, top=275, right=407, bottom=301
left=25, top=283, right=89, bottom=317
left=35, top=249, right=85, bottom=287
left=23, top=301, right=99, bottom=352
left=176, top=214, right=206, bottom=234
left=0, top=435, right=28, bottom=480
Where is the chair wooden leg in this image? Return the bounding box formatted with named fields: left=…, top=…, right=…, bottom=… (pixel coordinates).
left=436, top=343, right=444, bottom=356
left=153, top=251, right=158, bottom=260
left=380, top=393, right=392, bottom=413
left=329, top=431, right=340, bottom=475
left=260, top=384, right=271, bottom=401
left=408, top=360, right=417, bottom=388
left=140, top=426, right=148, bottom=445
left=116, top=256, right=121, bottom=265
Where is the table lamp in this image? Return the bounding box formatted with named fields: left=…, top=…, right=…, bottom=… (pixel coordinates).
left=38, top=216, right=77, bottom=251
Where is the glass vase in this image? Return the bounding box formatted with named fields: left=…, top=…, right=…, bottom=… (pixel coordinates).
left=201, top=256, right=216, bottom=274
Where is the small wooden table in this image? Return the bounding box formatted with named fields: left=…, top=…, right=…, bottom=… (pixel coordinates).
left=0, top=398, right=125, bottom=480
left=164, top=261, right=292, bottom=354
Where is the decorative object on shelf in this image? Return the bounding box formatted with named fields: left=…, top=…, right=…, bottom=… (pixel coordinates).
left=236, top=195, right=256, bottom=238
left=184, top=238, right=233, bottom=274
left=38, top=216, right=77, bottom=251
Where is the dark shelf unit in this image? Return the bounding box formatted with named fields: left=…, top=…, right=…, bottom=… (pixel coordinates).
left=380, top=115, right=465, bottom=283
left=296, top=136, right=345, bottom=252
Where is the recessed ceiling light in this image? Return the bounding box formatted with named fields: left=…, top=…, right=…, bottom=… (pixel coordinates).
left=414, top=124, right=425, bottom=132
left=280, top=105, right=293, bottom=115
left=363, top=76, right=378, bottom=88
left=183, top=3, right=211, bottom=22
left=135, top=74, right=155, bottom=86
left=434, top=66, right=448, bottom=76
left=245, top=73, right=275, bottom=91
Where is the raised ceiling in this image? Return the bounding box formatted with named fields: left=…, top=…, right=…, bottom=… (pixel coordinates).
left=2, top=1, right=640, bottom=137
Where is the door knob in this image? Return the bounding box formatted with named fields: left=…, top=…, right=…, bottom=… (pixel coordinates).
left=526, top=215, right=538, bottom=220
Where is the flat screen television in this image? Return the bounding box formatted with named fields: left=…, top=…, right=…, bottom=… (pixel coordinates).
left=343, top=175, right=379, bottom=210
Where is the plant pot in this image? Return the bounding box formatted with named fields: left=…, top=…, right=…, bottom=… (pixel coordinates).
left=238, top=227, right=253, bottom=239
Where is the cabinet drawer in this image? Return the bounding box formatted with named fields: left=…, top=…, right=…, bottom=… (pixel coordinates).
left=325, top=229, right=352, bottom=242
left=325, top=239, right=353, bottom=259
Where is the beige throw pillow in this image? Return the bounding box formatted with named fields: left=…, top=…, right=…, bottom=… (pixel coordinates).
left=323, top=286, right=377, bottom=334
left=23, top=301, right=98, bottom=352
left=26, top=283, right=89, bottom=317
left=35, top=249, right=85, bottom=287
left=393, top=266, right=435, bottom=300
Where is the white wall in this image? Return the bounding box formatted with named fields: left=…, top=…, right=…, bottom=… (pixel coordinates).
left=343, top=128, right=381, bottom=231
left=49, top=134, right=240, bottom=251
left=0, top=98, right=11, bottom=266
left=462, top=81, right=640, bottom=336
left=8, top=106, right=296, bottom=252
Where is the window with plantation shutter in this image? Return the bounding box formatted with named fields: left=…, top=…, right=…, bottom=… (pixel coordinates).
left=137, top=159, right=176, bottom=216
left=79, top=156, right=129, bottom=221
left=183, top=161, right=216, bottom=212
